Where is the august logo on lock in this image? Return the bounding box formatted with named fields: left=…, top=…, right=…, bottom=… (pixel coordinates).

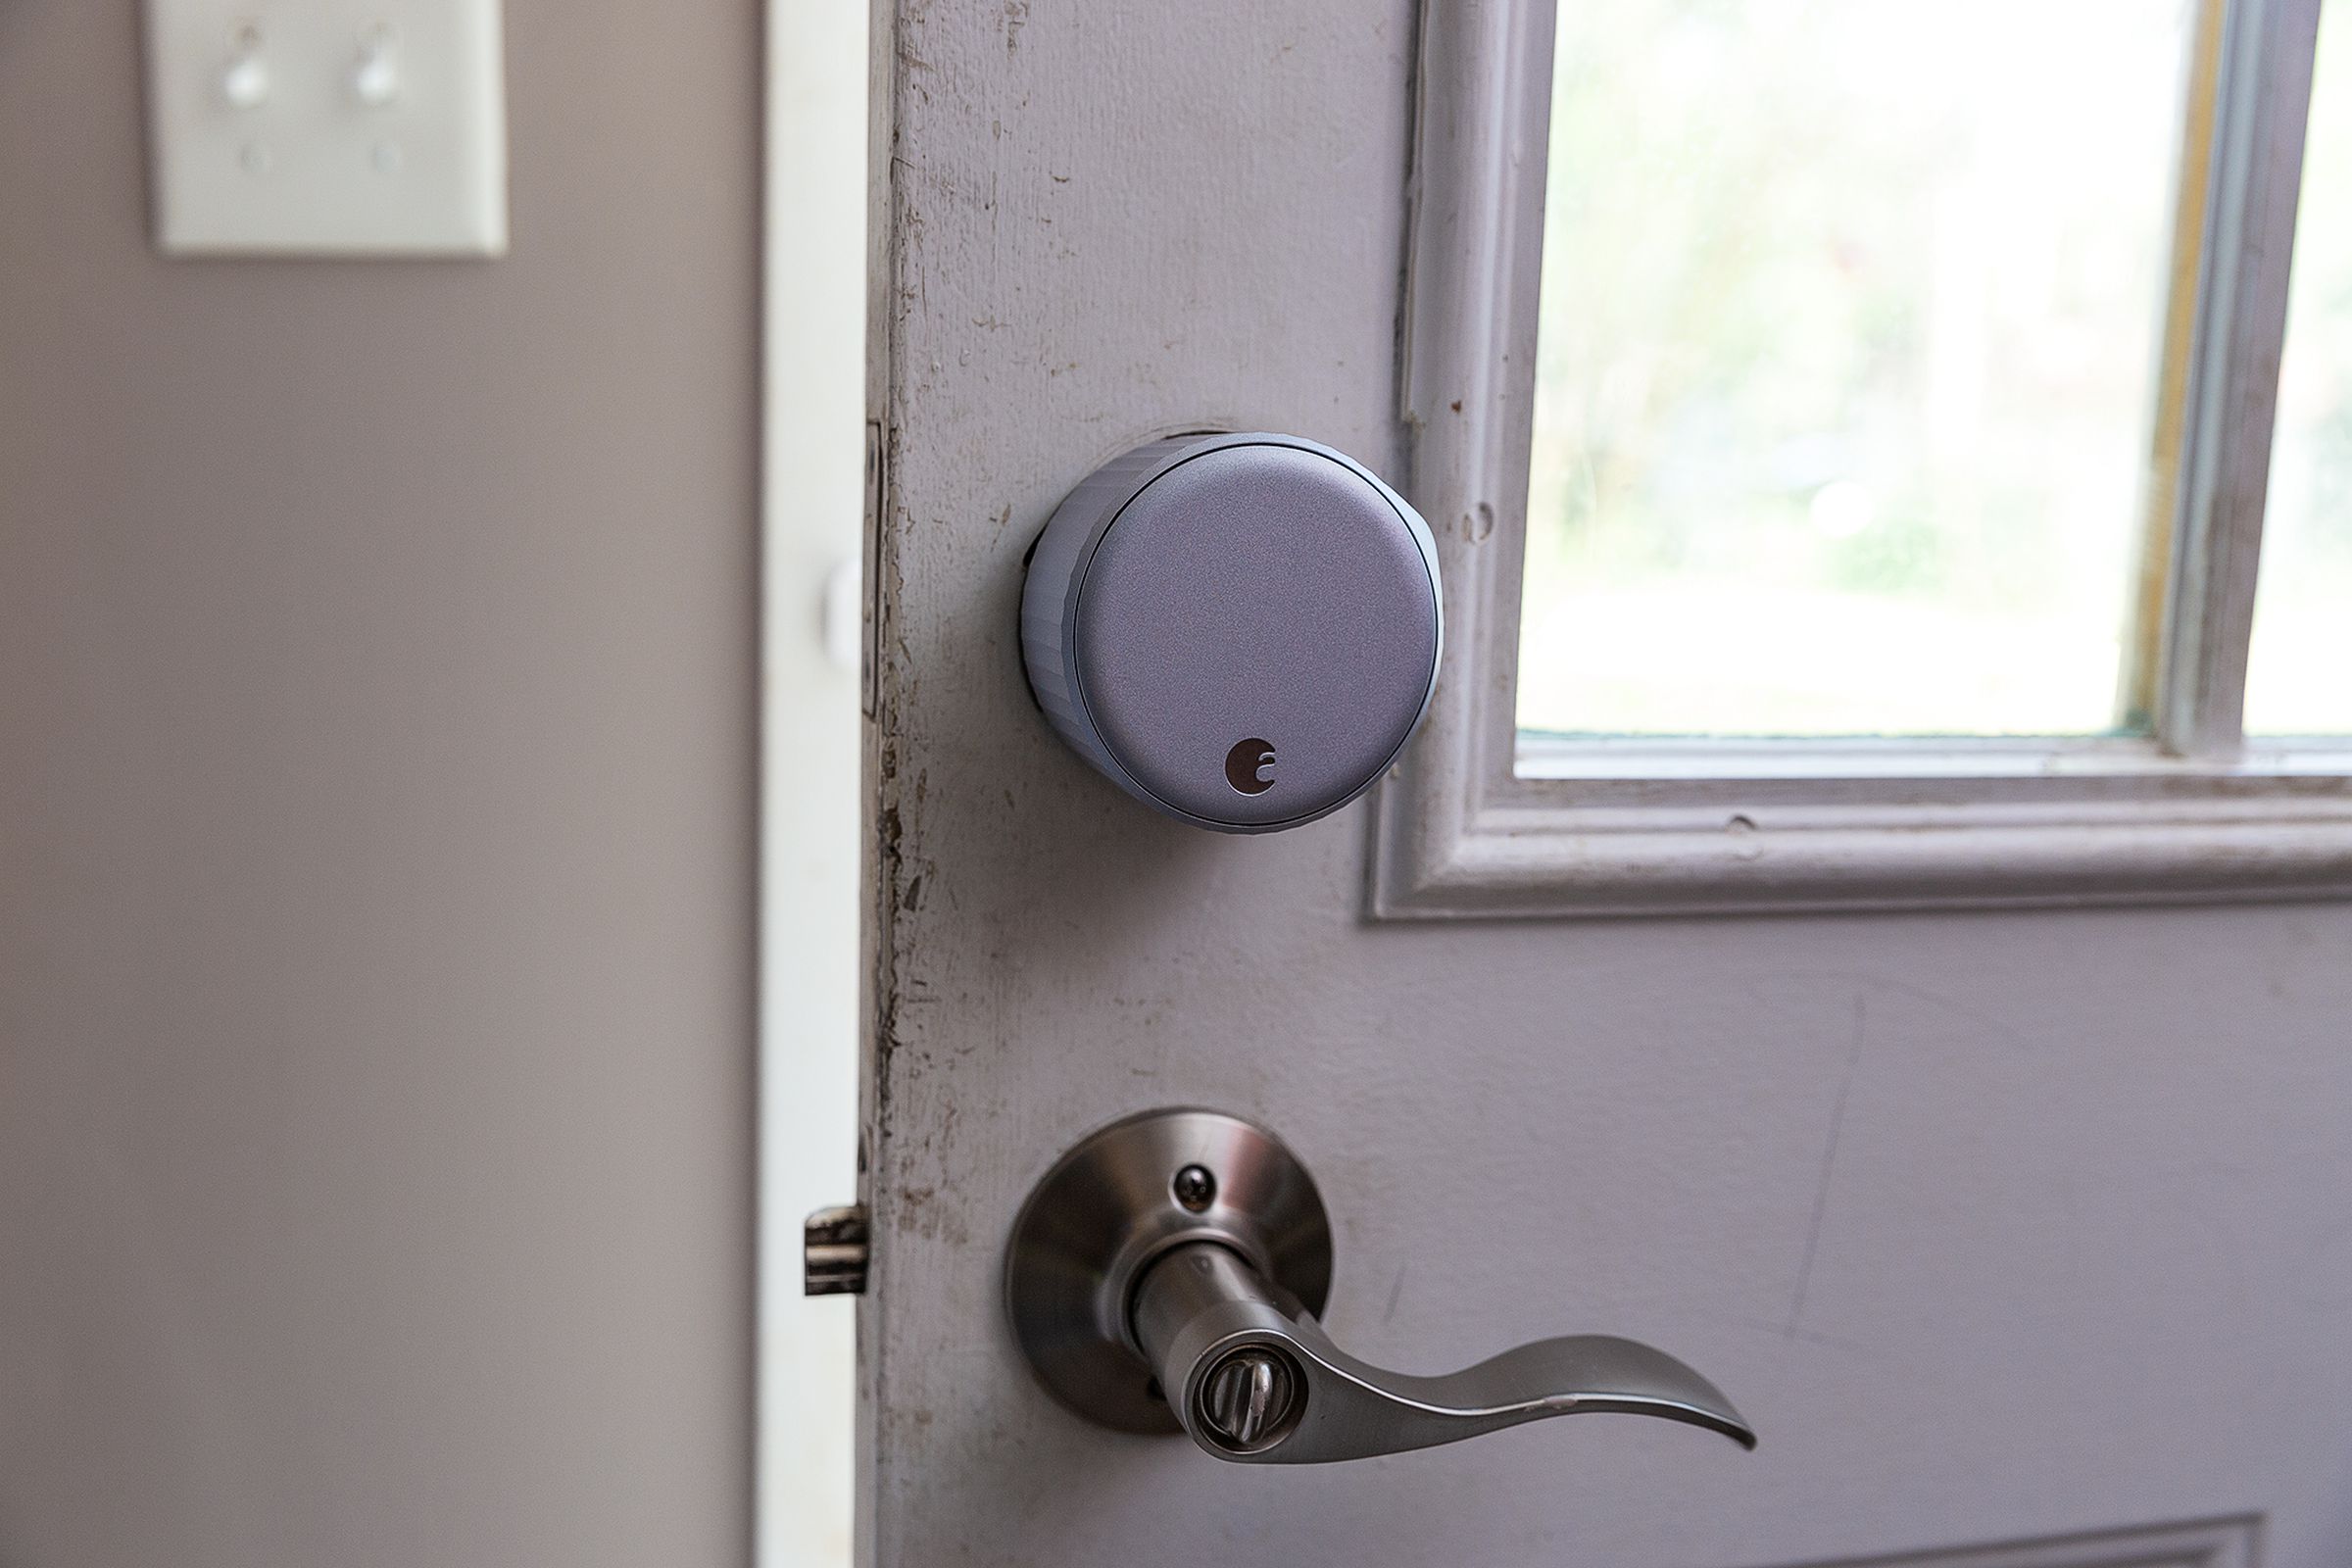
left=1225, top=738, right=1277, bottom=796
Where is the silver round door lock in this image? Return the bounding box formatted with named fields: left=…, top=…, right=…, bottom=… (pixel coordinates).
left=1020, top=432, right=1443, bottom=833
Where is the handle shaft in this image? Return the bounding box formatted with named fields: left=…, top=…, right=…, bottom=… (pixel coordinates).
left=1132, top=1243, right=1756, bottom=1465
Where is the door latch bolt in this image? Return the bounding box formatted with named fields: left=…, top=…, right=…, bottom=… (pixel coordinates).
left=804, top=1204, right=869, bottom=1297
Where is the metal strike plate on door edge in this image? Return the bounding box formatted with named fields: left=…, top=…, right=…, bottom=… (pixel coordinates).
left=1004, top=1109, right=1755, bottom=1464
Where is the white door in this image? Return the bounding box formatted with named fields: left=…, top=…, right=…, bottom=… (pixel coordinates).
left=854, top=0, right=2352, bottom=1563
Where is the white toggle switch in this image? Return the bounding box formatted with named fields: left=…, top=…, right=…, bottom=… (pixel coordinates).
left=144, top=1, right=507, bottom=257
left=351, top=30, right=401, bottom=107
left=220, top=34, right=269, bottom=108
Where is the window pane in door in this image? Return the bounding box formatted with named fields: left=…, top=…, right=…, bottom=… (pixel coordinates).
left=2243, top=0, right=2352, bottom=737
left=1517, top=0, right=2196, bottom=738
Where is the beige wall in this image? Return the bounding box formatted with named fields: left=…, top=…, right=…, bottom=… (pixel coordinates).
left=0, top=4, right=758, bottom=1564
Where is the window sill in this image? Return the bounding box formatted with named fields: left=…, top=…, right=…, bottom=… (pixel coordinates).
left=1515, top=734, right=2352, bottom=783
left=1376, top=737, right=2352, bottom=919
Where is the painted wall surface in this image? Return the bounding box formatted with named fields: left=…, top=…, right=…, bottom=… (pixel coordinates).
left=865, top=4, right=2352, bottom=1567
left=0, top=4, right=759, bottom=1565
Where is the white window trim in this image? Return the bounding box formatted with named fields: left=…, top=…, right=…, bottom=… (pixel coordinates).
left=1372, top=0, right=2352, bottom=919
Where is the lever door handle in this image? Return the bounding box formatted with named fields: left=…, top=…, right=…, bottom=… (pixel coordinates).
left=1132, top=1241, right=1751, bottom=1462
left=1005, top=1109, right=1756, bottom=1465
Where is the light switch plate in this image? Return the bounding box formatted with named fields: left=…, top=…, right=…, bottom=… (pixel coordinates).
left=144, top=0, right=507, bottom=257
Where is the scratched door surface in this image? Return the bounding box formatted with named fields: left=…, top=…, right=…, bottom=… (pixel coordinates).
left=856, top=3, right=2352, bottom=1564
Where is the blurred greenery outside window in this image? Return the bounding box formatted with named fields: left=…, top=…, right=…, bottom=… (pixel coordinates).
left=1519, top=0, right=2352, bottom=744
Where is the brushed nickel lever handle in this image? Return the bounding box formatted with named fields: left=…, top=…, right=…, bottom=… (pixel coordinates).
left=1130, top=1242, right=1754, bottom=1463
left=1004, top=1108, right=1756, bottom=1465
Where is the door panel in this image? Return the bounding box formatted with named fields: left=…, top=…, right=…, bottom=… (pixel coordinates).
left=864, top=3, right=2352, bottom=1564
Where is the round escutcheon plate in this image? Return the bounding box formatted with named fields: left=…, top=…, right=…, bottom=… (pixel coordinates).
left=1004, top=1108, right=1334, bottom=1433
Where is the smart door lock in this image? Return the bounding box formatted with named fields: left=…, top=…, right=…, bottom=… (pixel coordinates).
left=1004, top=1109, right=1757, bottom=1464
left=1020, top=433, right=1443, bottom=833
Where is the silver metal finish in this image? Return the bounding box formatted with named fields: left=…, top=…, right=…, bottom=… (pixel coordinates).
left=804, top=1204, right=869, bottom=1297
left=1196, top=1344, right=1304, bottom=1453
left=1003, top=1109, right=1333, bottom=1433
left=1131, top=1241, right=1754, bottom=1464
left=1171, top=1164, right=1216, bottom=1212
left=1019, top=433, right=1443, bottom=834
left=1005, top=1109, right=1756, bottom=1463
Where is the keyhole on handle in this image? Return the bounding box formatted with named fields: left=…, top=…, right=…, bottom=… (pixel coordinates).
left=1196, top=1346, right=1304, bottom=1454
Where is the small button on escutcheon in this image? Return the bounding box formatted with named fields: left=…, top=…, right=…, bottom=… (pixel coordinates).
left=1172, top=1163, right=1217, bottom=1210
